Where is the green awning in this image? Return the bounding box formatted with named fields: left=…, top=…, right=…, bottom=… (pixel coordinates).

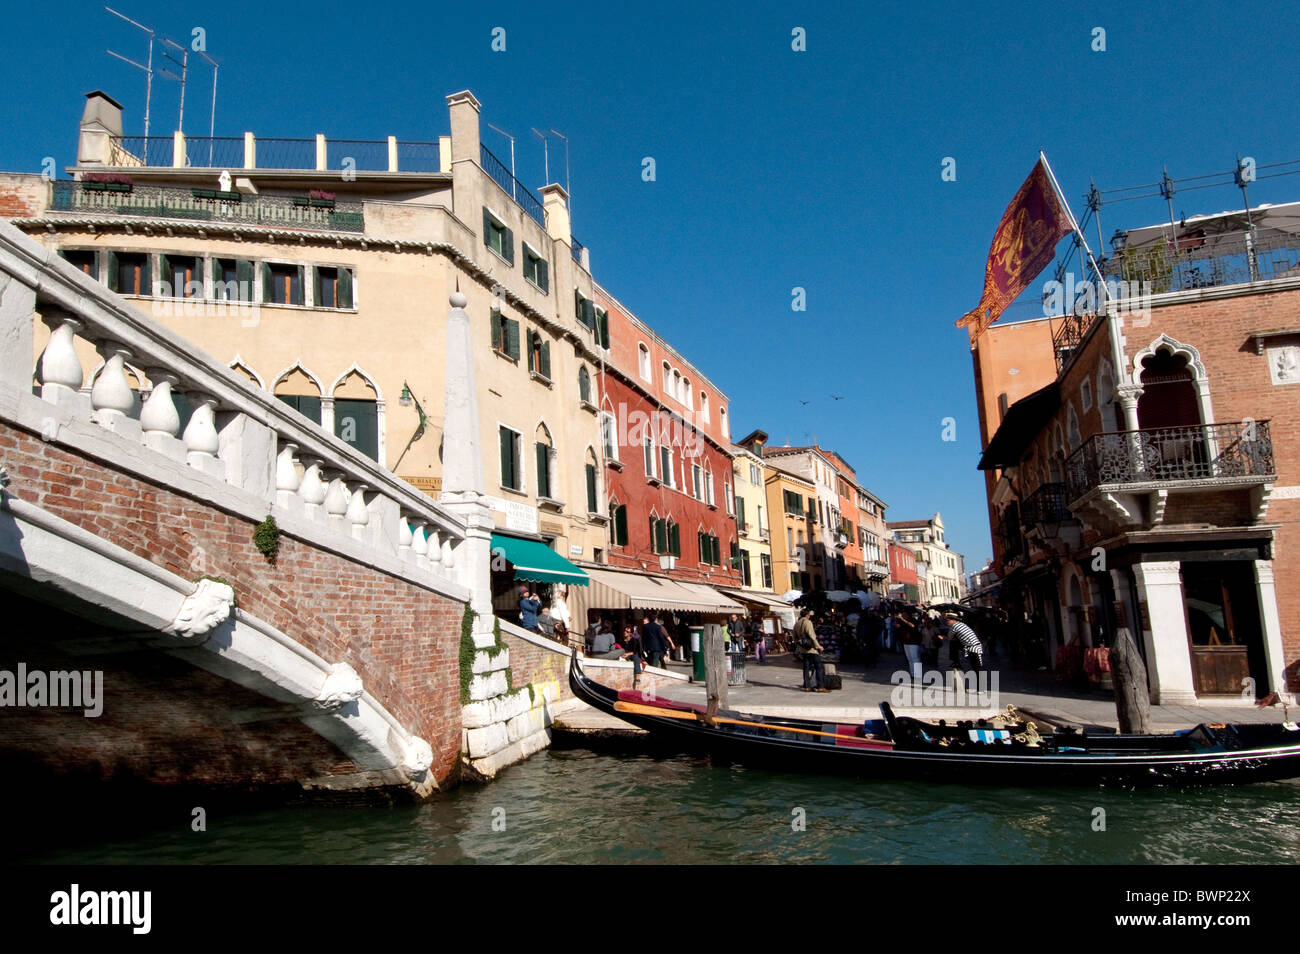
left=490, top=534, right=589, bottom=586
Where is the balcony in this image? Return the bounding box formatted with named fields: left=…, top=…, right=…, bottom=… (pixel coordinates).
left=1022, top=482, right=1069, bottom=527
left=50, top=180, right=365, bottom=233
left=1052, top=312, right=1100, bottom=372
left=1104, top=221, right=1300, bottom=296
left=1066, top=422, right=1275, bottom=499
left=107, top=135, right=442, bottom=172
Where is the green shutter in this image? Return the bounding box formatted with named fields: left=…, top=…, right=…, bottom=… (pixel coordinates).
left=582, top=298, right=595, bottom=329
left=504, top=227, right=515, bottom=266
left=106, top=251, right=119, bottom=292
left=141, top=254, right=152, bottom=296
left=527, top=332, right=535, bottom=372
left=736, top=496, right=746, bottom=528
left=537, top=258, right=549, bottom=293
left=540, top=340, right=551, bottom=379
left=598, top=310, right=610, bottom=348
left=670, top=522, right=680, bottom=557
left=337, top=267, right=352, bottom=309
left=293, top=266, right=304, bottom=304
left=236, top=259, right=253, bottom=301
left=575, top=289, right=582, bottom=322
left=313, top=266, right=323, bottom=306
left=505, top=319, right=520, bottom=360
left=586, top=463, right=597, bottom=513
left=491, top=308, right=502, bottom=351
left=483, top=208, right=493, bottom=249
left=500, top=427, right=513, bottom=488
left=650, top=517, right=659, bottom=553
left=615, top=504, right=628, bottom=545
left=261, top=262, right=272, bottom=302
left=535, top=442, right=549, bottom=498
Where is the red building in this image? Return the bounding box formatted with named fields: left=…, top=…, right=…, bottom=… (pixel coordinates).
left=888, top=543, right=920, bottom=602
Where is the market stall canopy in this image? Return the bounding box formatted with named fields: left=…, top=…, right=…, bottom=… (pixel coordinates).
left=579, top=567, right=741, bottom=615
left=489, top=533, right=589, bottom=586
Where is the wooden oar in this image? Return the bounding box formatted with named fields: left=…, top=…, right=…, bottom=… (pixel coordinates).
left=613, top=700, right=893, bottom=745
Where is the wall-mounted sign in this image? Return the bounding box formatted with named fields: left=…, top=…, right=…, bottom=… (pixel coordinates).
left=505, top=500, right=538, bottom=534
left=570, top=545, right=583, bottom=556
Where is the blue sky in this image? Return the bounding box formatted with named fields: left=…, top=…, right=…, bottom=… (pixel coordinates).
left=5, top=0, right=1300, bottom=571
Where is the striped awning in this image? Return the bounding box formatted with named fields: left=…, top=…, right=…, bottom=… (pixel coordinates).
left=490, top=534, right=589, bottom=586
left=578, top=568, right=741, bottom=616
left=718, top=587, right=792, bottom=612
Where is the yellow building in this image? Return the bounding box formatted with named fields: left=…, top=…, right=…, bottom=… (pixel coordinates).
left=730, top=434, right=773, bottom=592
left=7, top=89, right=612, bottom=567
left=763, top=464, right=819, bottom=595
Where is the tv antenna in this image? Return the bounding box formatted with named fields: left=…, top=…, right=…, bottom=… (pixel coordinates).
left=105, top=6, right=155, bottom=140
left=531, top=128, right=549, bottom=186
left=486, top=123, right=516, bottom=199
left=548, top=127, right=570, bottom=202
left=158, top=35, right=189, bottom=136
left=196, top=50, right=218, bottom=165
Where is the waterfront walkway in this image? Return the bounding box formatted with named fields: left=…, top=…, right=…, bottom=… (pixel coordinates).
left=555, top=649, right=1293, bottom=737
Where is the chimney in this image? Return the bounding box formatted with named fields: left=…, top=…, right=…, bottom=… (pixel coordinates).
left=78, top=91, right=124, bottom=168
left=445, top=89, right=482, bottom=226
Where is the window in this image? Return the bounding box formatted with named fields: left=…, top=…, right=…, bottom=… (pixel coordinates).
left=483, top=209, right=514, bottom=265
left=750, top=463, right=761, bottom=485
left=761, top=553, right=772, bottom=589
left=1080, top=378, right=1093, bottom=413
left=601, top=412, right=618, bottom=462
left=334, top=398, right=378, bottom=460
left=720, top=406, right=728, bottom=438
left=609, top=501, right=628, bottom=546
left=535, top=424, right=554, bottom=499
left=491, top=305, right=521, bottom=360
left=700, top=391, right=710, bottom=422
left=59, top=249, right=98, bottom=279
left=698, top=531, right=721, bottom=566
left=791, top=572, right=800, bottom=589
left=693, top=463, right=703, bottom=499
left=578, top=365, right=592, bottom=404
left=527, top=329, right=552, bottom=379
left=212, top=258, right=254, bottom=302
left=683, top=378, right=692, bottom=409
left=739, top=547, right=752, bottom=586
left=594, top=308, right=610, bottom=349
left=276, top=393, right=321, bottom=425
left=314, top=265, right=354, bottom=309
left=574, top=290, right=596, bottom=329
left=108, top=251, right=150, bottom=296
left=671, top=369, right=681, bottom=402
left=705, top=470, right=715, bottom=505
left=726, top=482, right=736, bottom=516
left=585, top=449, right=599, bottom=513
left=638, top=344, right=651, bottom=381
left=499, top=425, right=522, bottom=491
left=523, top=245, right=549, bottom=292
left=756, top=506, right=764, bottom=535
left=662, top=361, right=671, bottom=389
left=660, top=446, right=674, bottom=488
left=783, top=490, right=804, bottom=516
left=644, top=434, right=656, bottom=479
left=735, top=495, right=746, bottom=530
left=651, top=515, right=679, bottom=556
left=262, top=263, right=304, bottom=305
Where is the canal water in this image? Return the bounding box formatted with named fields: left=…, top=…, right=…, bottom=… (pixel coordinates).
left=15, top=747, right=1300, bottom=864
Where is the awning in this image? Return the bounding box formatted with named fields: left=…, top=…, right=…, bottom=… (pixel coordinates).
left=718, top=588, right=790, bottom=612
left=490, top=533, right=589, bottom=586
left=978, top=382, right=1060, bottom=471
left=580, top=567, right=741, bottom=615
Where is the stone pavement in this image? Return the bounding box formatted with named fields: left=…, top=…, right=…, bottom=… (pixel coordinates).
left=642, top=650, right=1292, bottom=732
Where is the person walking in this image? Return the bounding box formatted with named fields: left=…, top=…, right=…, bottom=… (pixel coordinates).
left=794, top=609, right=827, bottom=691
left=897, top=610, right=922, bottom=678
left=641, top=615, right=670, bottom=669
left=518, top=589, right=542, bottom=633
left=944, top=612, right=985, bottom=673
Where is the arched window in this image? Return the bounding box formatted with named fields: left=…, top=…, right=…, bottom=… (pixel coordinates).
left=638, top=344, right=651, bottom=382
left=274, top=364, right=323, bottom=426
left=332, top=368, right=380, bottom=461
left=719, top=406, right=729, bottom=438
left=683, top=377, right=692, bottom=408
left=578, top=365, right=592, bottom=404
left=609, top=497, right=628, bottom=546
left=584, top=447, right=599, bottom=513
left=528, top=329, right=551, bottom=379
left=671, top=369, right=682, bottom=401
left=662, top=361, right=671, bottom=389
left=700, top=391, right=709, bottom=422
left=535, top=423, right=555, bottom=500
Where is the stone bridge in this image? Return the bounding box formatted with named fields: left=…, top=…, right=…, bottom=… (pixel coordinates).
left=0, top=219, right=516, bottom=801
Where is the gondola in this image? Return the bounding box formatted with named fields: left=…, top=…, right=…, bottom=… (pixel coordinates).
left=569, top=651, right=1300, bottom=786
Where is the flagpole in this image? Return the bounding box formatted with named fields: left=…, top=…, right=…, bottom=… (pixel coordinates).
left=1039, top=151, right=1113, bottom=310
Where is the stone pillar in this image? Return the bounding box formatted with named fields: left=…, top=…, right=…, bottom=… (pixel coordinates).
left=1253, top=560, right=1293, bottom=703
left=1131, top=560, right=1197, bottom=704
left=437, top=291, right=494, bottom=630
left=0, top=272, right=36, bottom=388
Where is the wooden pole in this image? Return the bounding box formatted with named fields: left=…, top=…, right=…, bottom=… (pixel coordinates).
left=1109, top=625, right=1151, bottom=734
left=703, top=622, right=727, bottom=723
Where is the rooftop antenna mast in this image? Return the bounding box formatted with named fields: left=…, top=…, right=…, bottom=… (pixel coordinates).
left=548, top=127, right=570, bottom=207
left=531, top=128, right=549, bottom=186
left=104, top=6, right=155, bottom=140
left=196, top=49, right=218, bottom=166
left=486, top=123, right=517, bottom=200
left=158, top=35, right=189, bottom=136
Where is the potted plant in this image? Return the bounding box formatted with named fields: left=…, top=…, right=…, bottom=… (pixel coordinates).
left=308, top=188, right=336, bottom=209
left=81, top=173, right=134, bottom=193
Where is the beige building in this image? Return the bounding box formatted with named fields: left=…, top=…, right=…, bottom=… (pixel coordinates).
left=5, top=89, right=613, bottom=567
left=730, top=438, right=774, bottom=592
left=887, top=513, right=968, bottom=603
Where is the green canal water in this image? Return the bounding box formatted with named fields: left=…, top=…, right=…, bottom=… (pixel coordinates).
left=16, top=748, right=1300, bottom=864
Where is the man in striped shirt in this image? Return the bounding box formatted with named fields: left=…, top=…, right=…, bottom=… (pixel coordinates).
left=943, top=612, right=984, bottom=673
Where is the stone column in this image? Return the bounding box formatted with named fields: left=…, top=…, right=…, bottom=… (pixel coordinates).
left=1131, top=560, right=1197, bottom=704
left=1253, top=560, right=1293, bottom=703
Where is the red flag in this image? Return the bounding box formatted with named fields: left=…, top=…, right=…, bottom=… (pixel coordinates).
left=957, top=159, right=1073, bottom=343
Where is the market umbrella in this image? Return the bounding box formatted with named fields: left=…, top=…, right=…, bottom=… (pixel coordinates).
left=826, top=590, right=853, bottom=603
left=779, top=589, right=802, bottom=603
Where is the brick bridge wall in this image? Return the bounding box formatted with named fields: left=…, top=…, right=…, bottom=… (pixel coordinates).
left=0, top=417, right=466, bottom=790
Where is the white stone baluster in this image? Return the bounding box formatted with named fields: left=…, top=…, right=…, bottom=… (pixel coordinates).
left=426, top=526, right=442, bottom=569
left=441, top=535, right=455, bottom=570
left=411, top=519, right=429, bottom=569
left=324, top=472, right=349, bottom=531
left=141, top=369, right=180, bottom=434
left=298, top=457, right=327, bottom=517
left=398, top=514, right=413, bottom=560
left=347, top=483, right=370, bottom=540
left=275, top=442, right=300, bottom=509
left=182, top=393, right=222, bottom=478
left=36, top=313, right=85, bottom=409
left=89, top=342, right=136, bottom=431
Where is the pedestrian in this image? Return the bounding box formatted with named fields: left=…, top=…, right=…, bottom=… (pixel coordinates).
left=591, top=625, right=616, bottom=655
left=794, top=608, right=828, bottom=692
left=518, top=589, right=542, bottom=632
left=944, top=611, right=985, bottom=673
left=641, top=615, right=670, bottom=668
left=755, top=622, right=768, bottom=664
left=727, top=613, right=746, bottom=654
left=896, top=609, right=922, bottom=677
left=538, top=607, right=556, bottom=637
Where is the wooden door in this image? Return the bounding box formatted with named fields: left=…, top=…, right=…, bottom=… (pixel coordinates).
left=1182, top=563, right=1259, bottom=696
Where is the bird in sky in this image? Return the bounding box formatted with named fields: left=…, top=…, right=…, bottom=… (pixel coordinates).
left=831, top=394, right=844, bottom=401
left=798, top=399, right=810, bottom=406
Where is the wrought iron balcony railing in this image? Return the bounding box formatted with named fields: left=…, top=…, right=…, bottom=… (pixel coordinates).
left=1103, top=226, right=1300, bottom=295
left=1065, top=421, right=1275, bottom=501
left=50, top=180, right=365, bottom=233
left=479, top=144, right=546, bottom=227
left=106, top=136, right=443, bottom=172
left=1022, top=481, right=1069, bottom=527
left=1051, top=312, right=1100, bottom=372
